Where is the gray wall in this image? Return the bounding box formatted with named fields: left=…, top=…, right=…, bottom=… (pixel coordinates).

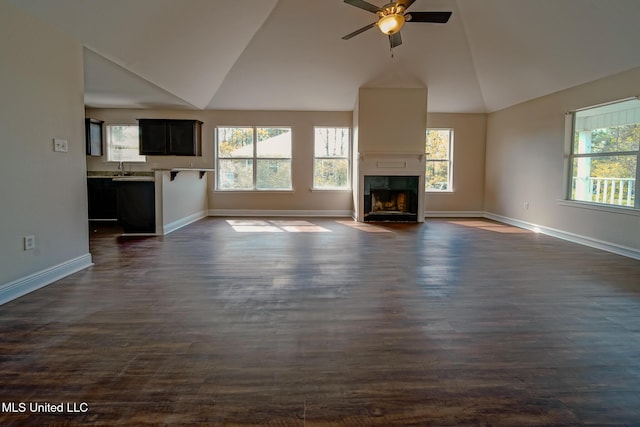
left=0, top=2, right=91, bottom=295
left=485, top=66, right=640, bottom=253
left=426, top=113, right=487, bottom=214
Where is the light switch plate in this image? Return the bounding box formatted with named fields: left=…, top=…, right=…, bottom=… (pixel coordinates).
left=53, top=138, right=68, bottom=153
left=24, top=235, right=35, bottom=250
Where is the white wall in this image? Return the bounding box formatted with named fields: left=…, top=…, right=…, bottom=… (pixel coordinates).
left=485, top=66, right=640, bottom=254
left=357, top=88, right=428, bottom=153
left=209, top=110, right=353, bottom=215
left=0, top=1, right=91, bottom=300
left=88, top=104, right=489, bottom=218
left=425, top=113, right=486, bottom=214
left=158, top=170, right=208, bottom=234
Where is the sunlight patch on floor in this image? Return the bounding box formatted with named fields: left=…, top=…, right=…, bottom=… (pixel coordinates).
left=231, top=225, right=284, bottom=233
left=335, top=220, right=392, bottom=233
left=226, top=220, right=331, bottom=233
left=447, top=220, right=531, bottom=234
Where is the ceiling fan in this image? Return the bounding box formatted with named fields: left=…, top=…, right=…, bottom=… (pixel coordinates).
left=342, top=0, right=452, bottom=49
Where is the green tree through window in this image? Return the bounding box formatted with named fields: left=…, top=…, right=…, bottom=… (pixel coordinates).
left=570, top=99, right=639, bottom=208
left=425, top=129, right=453, bottom=191
left=216, top=126, right=292, bottom=190
left=313, top=127, right=350, bottom=189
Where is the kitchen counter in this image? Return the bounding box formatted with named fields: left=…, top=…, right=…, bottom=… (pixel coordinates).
left=112, top=176, right=154, bottom=182
left=87, top=171, right=154, bottom=180
left=87, top=169, right=209, bottom=236
left=153, top=167, right=214, bottom=181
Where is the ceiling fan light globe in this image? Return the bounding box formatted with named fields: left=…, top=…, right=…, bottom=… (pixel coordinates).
left=378, top=13, right=405, bottom=35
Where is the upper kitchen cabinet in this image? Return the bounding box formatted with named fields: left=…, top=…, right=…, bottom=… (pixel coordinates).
left=85, top=118, right=103, bottom=156
left=139, top=119, right=166, bottom=155
left=138, top=119, right=203, bottom=156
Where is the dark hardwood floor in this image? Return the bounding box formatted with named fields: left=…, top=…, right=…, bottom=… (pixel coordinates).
left=1, top=217, right=640, bottom=426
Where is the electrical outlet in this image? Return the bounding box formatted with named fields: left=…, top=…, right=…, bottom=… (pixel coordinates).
left=524, top=202, right=529, bottom=210
left=53, top=138, right=68, bottom=153
left=24, top=235, right=35, bottom=251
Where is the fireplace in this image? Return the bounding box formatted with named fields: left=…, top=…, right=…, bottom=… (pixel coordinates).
left=355, top=152, right=426, bottom=222
left=364, top=176, right=419, bottom=222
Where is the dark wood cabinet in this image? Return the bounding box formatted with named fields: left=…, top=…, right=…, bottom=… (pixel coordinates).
left=87, top=178, right=118, bottom=220
left=116, top=181, right=156, bottom=234
left=85, top=118, right=103, bottom=156
left=138, top=119, right=166, bottom=155
left=168, top=120, right=201, bottom=156
left=138, top=119, right=202, bottom=156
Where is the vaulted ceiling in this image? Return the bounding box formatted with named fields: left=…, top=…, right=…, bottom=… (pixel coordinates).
left=10, top=0, right=640, bottom=113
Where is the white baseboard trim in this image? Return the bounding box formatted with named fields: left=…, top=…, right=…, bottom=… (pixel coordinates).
left=484, top=212, right=640, bottom=260
left=0, top=254, right=93, bottom=306
left=163, top=210, right=208, bottom=235
left=425, top=211, right=485, bottom=218
left=208, top=209, right=353, bottom=218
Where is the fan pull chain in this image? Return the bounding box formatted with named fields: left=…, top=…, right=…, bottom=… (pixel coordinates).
left=389, top=36, right=394, bottom=58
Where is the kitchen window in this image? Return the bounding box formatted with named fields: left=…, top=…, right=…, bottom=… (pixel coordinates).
left=216, top=126, right=292, bottom=190
left=568, top=98, right=639, bottom=209
left=313, top=127, right=350, bottom=190
left=106, top=124, right=145, bottom=162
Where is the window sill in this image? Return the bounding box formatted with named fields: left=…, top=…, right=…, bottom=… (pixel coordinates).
left=214, top=189, right=295, bottom=194
left=106, top=161, right=147, bottom=164
left=557, top=199, right=640, bottom=217
left=310, top=188, right=352, bottom=192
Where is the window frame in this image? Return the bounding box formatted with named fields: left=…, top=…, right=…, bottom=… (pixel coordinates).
left=312, top=126, right=351, bottom=191
left=425, top=128, right=454, bottom=192
left=567, top=98, right=639, bottom=210
left=215, top=126, right=293, bottom=191
left=105, top=124, right=146, bottom=163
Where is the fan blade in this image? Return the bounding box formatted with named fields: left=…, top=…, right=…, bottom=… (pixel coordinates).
left=406, top=11, right=452, bottom=23
left=343, top=0, right=381, bottom=14
left=342, top=22, right=377, bottom=40
left=397, top=0, right=417, bottom=10
left=390, top=32, right=402, bottom=48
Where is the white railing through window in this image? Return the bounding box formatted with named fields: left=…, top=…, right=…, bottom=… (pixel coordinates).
left=574, top=177, right=636, bottom=207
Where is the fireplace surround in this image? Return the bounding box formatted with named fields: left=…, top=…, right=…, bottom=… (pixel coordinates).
left=364, top=175, right=419, bottom=222
left=355, top=152, right=426, bottom=222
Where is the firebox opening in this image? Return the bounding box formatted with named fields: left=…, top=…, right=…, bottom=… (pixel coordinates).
left=371, top=190, right=409, bottom=213
left=364, top=175, right=419, bottom=222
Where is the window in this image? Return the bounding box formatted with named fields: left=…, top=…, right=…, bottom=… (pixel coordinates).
left=106, top=125, right=145, bottom=162
left=425, top=128, right=453, bottom=191
left=216, top=126, right=292, bottom=190
left=569, top=99, right=639, bottom=209
left=313, top=127, right=350, bottom=189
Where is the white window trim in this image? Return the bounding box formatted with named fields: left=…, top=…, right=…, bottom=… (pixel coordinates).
left=312, top=127, right=351, bottom=191
left=565, top=97, right=640, bottom=210
left=557, top=199, right=640, bottom=217
left=425, top=128, right=454, bottom=193
left=215, top=126, right=293, bottom=192
left=105, top=123, right=146, bottom=163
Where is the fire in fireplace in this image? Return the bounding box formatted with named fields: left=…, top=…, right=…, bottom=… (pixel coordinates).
left=364, top=175, right=419, bottom=222
left=371, top=190, right=409, bottom=213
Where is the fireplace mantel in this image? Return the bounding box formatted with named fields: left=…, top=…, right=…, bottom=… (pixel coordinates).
left=358, top=152, right=425, bottom=160
left=358, top=152, right=425, bottom=175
